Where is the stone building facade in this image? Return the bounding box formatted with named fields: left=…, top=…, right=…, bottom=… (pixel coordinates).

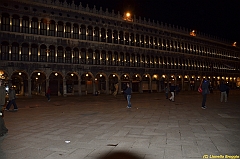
left=0, top=0, right=239, bottom=96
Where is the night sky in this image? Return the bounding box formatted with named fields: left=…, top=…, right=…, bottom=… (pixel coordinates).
left=72, top=0, right=240, bottom=43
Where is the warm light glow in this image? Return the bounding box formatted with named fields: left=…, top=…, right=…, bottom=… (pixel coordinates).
left=123, top=12, right=133, bottom=21
left=233, top=42, right=237, bottom=47
left=71, top=73, right=74, bottom=76
left=190, top=30, right=196, bottom=36
left=38, top=73, right=40, bottom=76
left=55, top=73, right=58, bottom=76
left=19, top=72, right=22, bottom=75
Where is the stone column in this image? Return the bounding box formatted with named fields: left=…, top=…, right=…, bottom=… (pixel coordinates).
left=28, top=77, right=32, bottom=97
left=93, top=79, right=96, bottom=95
left=63, top=78, right=67, bottom=97
left=78, top=77, right=81, bottom=96
left=106, top=78, right=109, bottom=94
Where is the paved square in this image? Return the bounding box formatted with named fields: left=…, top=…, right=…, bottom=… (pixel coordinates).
left=1, top=91, right=240, bottom=159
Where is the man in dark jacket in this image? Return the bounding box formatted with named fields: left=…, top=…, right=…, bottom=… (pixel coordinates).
left=201, top=79, right=210, bottom=109
left=124, top=83, right=132, bottom=108
left=169, top=84, right=176, bottom=102
left=5, top=86, right=18, bottom=111
left=219, top=80, right=228, bottom=102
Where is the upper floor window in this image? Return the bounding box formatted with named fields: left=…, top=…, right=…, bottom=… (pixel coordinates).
left=12, top=15, right=20, bottom=32
left=1, top=13, right=10, bottom=31
left=31, top=17, right=38, bottom=34
left=22, top=16, right=29, bottom=33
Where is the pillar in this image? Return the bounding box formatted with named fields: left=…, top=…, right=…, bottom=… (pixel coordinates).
left=28, top=77, right=32, bottom=97
left=63, top=78, right=67, bottom=97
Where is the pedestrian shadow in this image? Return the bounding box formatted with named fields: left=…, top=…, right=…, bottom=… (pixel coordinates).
left=96, top=150, right=144, bottom=159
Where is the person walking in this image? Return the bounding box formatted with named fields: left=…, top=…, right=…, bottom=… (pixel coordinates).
left=112, top=83, right=119, bottom=97
left=124, top=83, right=132, bottom=108
left=201, top=79, right=210, bottom=109
left=0, top=80, right=8, bottom=137
left=169, top=84, right=176, bottom=102
left=219, top=80, right=228, bottom=102
left=46, top=87, right=51, bottom=101
left=5, top=86, right=18, bottom=111
left=165, top=86, right=169, bottom=99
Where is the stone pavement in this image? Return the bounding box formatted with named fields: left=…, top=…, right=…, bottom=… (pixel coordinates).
left=1, top=90, right=240, bottom=159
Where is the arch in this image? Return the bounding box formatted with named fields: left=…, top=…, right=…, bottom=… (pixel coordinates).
left=65, top=72, right=79, bottom=95
left=81, top=72, right=94, bottom=94
left=49, top=71, right=63, bottom=96
left=31, top=71, right=47, bottom=95
left=10, top=71, right=29, bottom=96
left=95, top=73, right=107, bottom=94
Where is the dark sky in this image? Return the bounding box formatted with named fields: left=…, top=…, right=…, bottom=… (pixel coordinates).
left=74, top=0, right=240, bottom=43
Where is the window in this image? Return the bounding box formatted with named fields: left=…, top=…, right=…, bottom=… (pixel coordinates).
left=101, top=51, right=106, bottom=65
left=114, top=52, right=118, bottom=66
left=125, top=32, right=129, bottom=45
left=80, top=25, right=86, bottom=40
left=40, top=45, right=47, bottom=62
left=80, top=49, right=86, bottom=64
left=31, top=17, right=38, bottom=34
left=95, top=51, right=100, bottom=65
left=100, top=28, right=106, bottom=42
left=108, top=51, right=112, bottom=65
left=12, top=15, right=20, bottom=32
left=57, top=21, right=64, bottom=37
left=57, top=46, right=64, bottom=63
left=87, top=26, right=93, bottom=41
left=11, top=43, right=19, bottom=61
left=49, top=20, right=55, bottom=36
left=107, top=29, right=112, bottom=43
left=21, top=43, right=29, bottom=61
left=131, top=54, right=135, bottom=67
left=48, top=45, right=55, bottom=63
left=126, top=53, right=130, bottom=66
left=130, top=33, right=135, bottom=46
left=22, top=16, right=29, bottom=33
left=31, top=44, right=38, bottom=62
left=65, top=23, right=71, bottom=38
left=40, top=19, right=47, bottom=35
left=1, top=41, right=9, bottom=60
left=120, top=52, right=124, bottom=66
left=94, top=27, right=99, bottom=41
left=65, top=47, right=71, bottom=63
left=87, top=50, right=93, bottom=65
left=1, top=13, right=10, bottom=31
left=73, top=48, right=79, bottom=64
left=73, top=24, right=79, bottom=39
left=113, top=30, right=118, bottom=44
left=137, top=54, right=140, bottom=67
